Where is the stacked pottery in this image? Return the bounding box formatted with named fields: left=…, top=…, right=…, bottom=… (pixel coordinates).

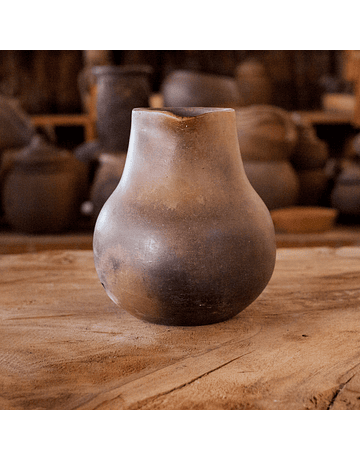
left=290, top=113, right=329, bottom=206
left=235, top=59, right=273, bottom=106
left=2, top=135, right=86, bottom=234
left=160, top=69, right=243, bottom=107
left=235, top=105, right=299, bottom=210
left=75, top=65, right=153, bottom=220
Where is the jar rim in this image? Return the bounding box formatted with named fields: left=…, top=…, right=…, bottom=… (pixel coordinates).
left=133, top=107, right=234, bottom=118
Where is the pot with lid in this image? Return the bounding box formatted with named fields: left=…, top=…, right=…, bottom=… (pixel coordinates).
left=2, top=135, right=85, bottom=233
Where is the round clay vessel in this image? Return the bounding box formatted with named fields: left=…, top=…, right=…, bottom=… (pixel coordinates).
left=297, top=168, right=328, bottom=206
left=235, top=105, right=298, bottom=162
left=290, top=113, right=329, bottom=170
left=161, top=70, right=242, bottom=108
left=0, top=94, right=36, bottom=153
left=93, top=107, right=276, bottom=326
left=90, top=152, right=127, bottom=220
left=93, top=65, right=153, bottom=153
left=243, top=160, right=300, bottom=210
left=2, top=135, right=84, bottom=233
left=331, top=160, right=360, bottom=215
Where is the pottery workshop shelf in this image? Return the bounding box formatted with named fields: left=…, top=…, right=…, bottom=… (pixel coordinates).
left=30, top=113, right=96, bottom=143
left=1, top=246, right=360, bottom=410
left=293, top=110, right=354, bottom=126
left=0, top=230, right=93, bottom=254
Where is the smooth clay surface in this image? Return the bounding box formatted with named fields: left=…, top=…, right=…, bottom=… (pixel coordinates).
left=93, top=108, right=276, bottom=326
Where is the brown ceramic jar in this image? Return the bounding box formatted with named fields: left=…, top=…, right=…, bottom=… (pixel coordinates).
left=290, top=113, right=329, bottom=170
left=243, top=161, right=300, bottom=210
left=235, top=105, right=298, bottom=162
left=93, top=65, right=152, bottom=153
left=90, top=152, right=127, bottom=219
left=235, top=105, right=300, bottom=210
left=0, top=94, right=35, bottom=153
left=2, top=135, right=85, bottom=233
left=161, top=70, right=242, bottom=108
left=93, top=107, right=276, bottom=326
left=331, top=159, right=360, bottom=216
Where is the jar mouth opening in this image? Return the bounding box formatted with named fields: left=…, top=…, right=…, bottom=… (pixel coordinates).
left=133, top=107, right=234, bottom=118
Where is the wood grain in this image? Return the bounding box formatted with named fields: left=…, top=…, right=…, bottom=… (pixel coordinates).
left=1, top=247, right=360, bottom=409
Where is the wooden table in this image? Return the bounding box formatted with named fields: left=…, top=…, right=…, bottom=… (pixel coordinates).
left=1, top=247, right=360, bottom=410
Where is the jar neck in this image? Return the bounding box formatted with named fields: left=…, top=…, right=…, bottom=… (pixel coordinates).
left=117, top=108, right=248, bottom=198
left=128, top=107, right=241, bottom=164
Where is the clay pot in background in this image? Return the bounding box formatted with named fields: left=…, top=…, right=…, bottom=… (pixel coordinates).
left=0, top=95, right=36, bottom=216
left=72, top=139, right=103, bottom=211
left=290, top=113, right=329, bottom=206
left=235, top=105, right=298, bottom=162
left=75, top=65, right=152, bottom=211
left=235, top=105, right=299, bottom=210
left=93, top=65, right=153, bottom=153
left=243, top=161, right=300, bottom=210
left=78, top=51, right=114, bottom=114
left=235, top=59, right=273, bottom=106
left=93, top=107, right=276, bottom=326
left=161, top=70, right=242, bottom=108
left=2, top=135, right=86, bottom=233
left=0, top=94, right=35, bottom=153
left=331, top=159, right=360, bottom=216
left=297, top=169, right=328, bottom=206
left=290, top=113, right=329, bottom=170
left=90, top=152, right=127, bottom=220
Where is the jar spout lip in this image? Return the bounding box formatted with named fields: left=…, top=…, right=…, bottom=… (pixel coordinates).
left=133, top=107, right=234, bottom=119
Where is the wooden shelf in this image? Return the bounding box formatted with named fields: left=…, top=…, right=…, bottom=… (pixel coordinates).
left=31, top=113, right=96, bottom=142
left=0, top=230, right=93, bottom=254
left=29, top=108, right=354, bottom=150
left=293, top=110, right=354, bottom=126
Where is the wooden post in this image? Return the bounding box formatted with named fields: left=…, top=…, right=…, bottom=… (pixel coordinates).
left=343, top=50, right=360, bottom=126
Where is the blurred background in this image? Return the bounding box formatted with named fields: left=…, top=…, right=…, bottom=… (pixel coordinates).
left=0, top=50, right=351, bottom=116
left=1, top=49, right=360, bottom=252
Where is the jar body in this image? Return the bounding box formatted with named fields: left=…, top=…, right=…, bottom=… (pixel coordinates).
left=235, top=105, right=298, bottom=162
left=161, top=70, right=242, bottom=108
left=3, top=162, right=79, bottom=233
left=331, top=161, right=360, bottom=215
left=93, top=108, right=276, bottom=326
left=243, top=161, right=300, bottom=210
left=90, top=152, right=127, bottom=220
left=93, top=65, right=152, bottom=152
